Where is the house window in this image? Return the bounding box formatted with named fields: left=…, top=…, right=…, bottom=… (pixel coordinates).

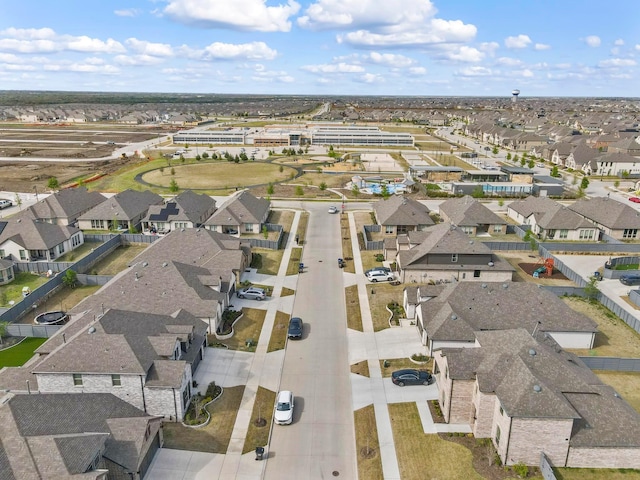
left=495, top=425, right=501, bottom=446
left=91, top=219, right=104, bottom=229
left=451, top=254, right=458, bottom=263
left=499, top=405, right=504, bottom=416
left=385, top=225, right=394, bottom=234
left=474, top=270, right=481, bottom=278
left=0, top=249, right=4, bottom=258
left=547, top=229, right=556, bottom=239
left=243, top=223, right=254, bottom=233
left=493, top=225, right=503, bottom=233
left=397, top=225, right=409, bottom=234
left=462, top=226, right=473, bottom=235
left=73, top=374, right=83, bottom=386
left=579, top=229, right=594, bottom=240
left=623, top=229, right=638, bottom=239
left=19, top=250, right=27, bottom=260
left=58, top=243, right=65, bottom=254
left=559, top=230, right=568, bottom=239
left=111, top=374, right=121, bottom=387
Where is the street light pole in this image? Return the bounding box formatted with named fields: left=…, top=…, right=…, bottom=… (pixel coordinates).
left=33, top=185, right=39, bottom=201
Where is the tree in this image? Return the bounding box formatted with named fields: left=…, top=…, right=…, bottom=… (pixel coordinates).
left=62, top=269, right=77, bottom=288
left=506, top=152, right=512, bottom=161
left=267, top=183, right=275, bottom=195
left=179, top=154, right=184, bottom=162
left=527, top=159, right=535, bottom=169
left=580, top=177, right=590, bottom=190
left=351, top=184, right=360, bottom=197
left=47, top=176, right=59, bottom=190
left=262, top=225, right=268, bottom=239
left=520, top=157, right=526, bottom=167
left=159, top=166, right=164, bottom=175
left=471, top=185, right=485, bottom=198
left=14, top=193, right=22, bottom=210
left=295, top=185, right=304, bottom=196
left=0, top=321, right=9, bottom=345
left=169, top=179, right=180, bottom=193
left=202, top=152, right=209, bottom=159
left=492, top=146, right=499, bottom=155
left=278, top=164, right=284, bottom=173
left=513, top=154, right=519, bottom=163
left=551, top=165, right=559, bottom=177
left=319, top=181, right=327, bottom=191
left=195, top=154, right=201, bottom=161
left=380, top=184, right=390, bottom=199
left=170, top=167, right=176, bottom=176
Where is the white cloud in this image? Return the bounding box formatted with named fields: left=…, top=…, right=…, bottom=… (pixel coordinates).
left=164, top=0, right=300, bottom=32
left=504, top=34, right=531, bottom=49
left=583, top=35, right=601, bottom=47
left=366, top=52, right=415, bottom=68
left=338, top=21, right=476, bottom=48
left=126, top=38, right=174, bottom=57
left=534, top=43, right=550, bottom=50
left=408, top=66, right=427, bottom=75
left=614, top=38, right=624, bottom=46
left=495, top=57, right=522, bottom=66
left=301, top=62, right=365, bottom=73
left=444, top=46, right=484, bottom=62
left=479, top=41, right=499, bottom=55
left=357, top=72, right=384, bottom=83
left=635, top=44, right=640, bottom=51
left=516, top=69, right=534, bottom=78
left=114, top=8, right=141, bottom=17
left=457, top=66, right=492, bottom=77
left=598, top=58, right=636, bottom=68
left=114, top=54, right=165, bottom=66
left=43, top=61, right=120, bottom=74
left=202, top=42, right=278, bottom=60
left=0, top=28, right=125, bottom=54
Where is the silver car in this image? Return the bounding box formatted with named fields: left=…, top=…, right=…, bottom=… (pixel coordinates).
left=236, top=287, right=266, bottom=300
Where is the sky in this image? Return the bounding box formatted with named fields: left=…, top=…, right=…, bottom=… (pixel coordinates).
left=0, top=0, right=639, bottom=97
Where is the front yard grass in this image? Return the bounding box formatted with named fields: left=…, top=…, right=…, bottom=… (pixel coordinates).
left=563, top=296, right=640, bottom=358
left=287, top=247, right=303, bottom=275
left=0, top=272, right=49, bottom=306
left=209, top=308, right=265, bottom=351
left=345, top=285, right=363, bottom=331
left=267, top=311, right=290, bottom=352
left=162, top=385, right=244, bottom=453
left=355, top=405, right=383, bottom=480
left=90, top=244, right=148, bottom=275
left=389, top=403, right=484, bottom=480
left=251, top=248, right=283, bottom=276
left=367, top=283, right=405, bottom=331
left=296, top=211, right=309, bottom=245
left=380, top=357, right=433, bottom=377
left=0, top=337, right=47, bottom=368
left=340, top=214, right=355, bottom=274
left=242, top=386, right=276, bottom=454
left=350, top=360, right=370, bottom=377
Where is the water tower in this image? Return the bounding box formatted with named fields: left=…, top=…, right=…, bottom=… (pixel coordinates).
left=511, top=89, right=520, bottom=103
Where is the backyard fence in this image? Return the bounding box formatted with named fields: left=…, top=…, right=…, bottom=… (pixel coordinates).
left=76, top=274, right=114, bottom=286
left=246, top=223, right=283, bottom=250
left=578, top=356, right=640, bottom=372
left=6, top=323, right=62, bottom=338
left=362, top=225, right=384, bottom=250
left=539, top=452, right=557, bottom=480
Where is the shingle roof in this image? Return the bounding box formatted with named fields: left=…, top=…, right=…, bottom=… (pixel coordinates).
left=569, top=196, right=640, bottom=229
left=77, top=189, right=163, bottom=221
left=438, top=196, right=506, bottom=227
left=420, top=282, right=597, bottom=341
left=145, top=190, right=216, bottom=225
left=536, top=203, right=595, bottom=230
left=373, top=195, right=434, bottom=227
left=204, top=190, right=269, bottom=226
left=0, top=218, right=80, bottom=250
left=22, top=187, right=106, bottom=224
left=508, top=196, right=562, bottom=218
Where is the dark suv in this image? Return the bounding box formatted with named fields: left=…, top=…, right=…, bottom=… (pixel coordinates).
left=287, top=317, right=303, bottom=339
left=620, top=274, right=640, bottom=286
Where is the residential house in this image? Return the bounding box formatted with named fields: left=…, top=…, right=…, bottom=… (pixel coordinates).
left=0, top=217, right=84, bottom=262
left=77, top=189, right=164, bottom=232
left=608, top=136, right=640, bottom=157
left=204, top=190, right=270, bottom=235
left=565, top=143, right=599, bottom=174
left=507, top=196, right=561, bottom=225
left=372, top=195, right=434, bottom=237
left=438, top=196, right=507, bottom=235
left=0, top=392, right=163, bottom=479
left=395, top=223, right=514, bottom=284
left=593, top=151, right=640, bottom=177
left=19, top=186, right=106, bottom=226
left=433, top=329, right=640, bottom=468
left=143, top=190, right=217, bottom=234
left=415, top=281, right=597, bottom=352
left=65, top=228, right=251, bottom=333
left=0, top=258, right=14, bottom=285
left=31, top=308, right=207, bottom=420
left=569, top=196, right=640, bottom=240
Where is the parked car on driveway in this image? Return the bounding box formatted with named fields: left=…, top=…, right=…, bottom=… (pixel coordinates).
left=0, top=199, right=13, bottom=209
left=364, top=267, right=391, bottom=276
left=237, top=287, right=266, bottom=300
left=287, top=317, right=303, bottom=339
left=366, top=270, right=395, bottom=282
left=274, top=390, right=294, bottom=425
left=620, top=274, right=640, bottom=286
left=391, top=369, right=433, bottom=386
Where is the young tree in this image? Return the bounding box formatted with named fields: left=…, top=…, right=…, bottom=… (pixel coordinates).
left=319, top=181, right=327, bottom=191
left=201, top=152, right=209, bottom=159
left=351, top=184, right=360, bottom=197
left=527, top=159, right=535, bottom=169
left=169, top=179, right=180, bottom=193
left=267, top=183, right=275, bottom=195
left=159, top=166, right=165, bottom=175
left=492, top=146, right=499, bottom=155
left=580, top=177, right=590, bottom=190
left=506, top=152, right=512, bottom=161
left=170, top=167, right=176, bottom=176
left=62, top=269, right=77, bottom=288
left=47, top=176, right=59, bottom=190
left=380, top=184, right=390, bottom=199
left=551, top=165, right=559, bottom=177
left=295, top=185, right=304, bottom=196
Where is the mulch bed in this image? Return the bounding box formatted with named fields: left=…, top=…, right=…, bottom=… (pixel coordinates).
left=518, top=263, right=570, bottom=281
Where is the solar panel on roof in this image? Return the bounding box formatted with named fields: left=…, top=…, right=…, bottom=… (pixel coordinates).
left=148, top=202, right=180, bottom=222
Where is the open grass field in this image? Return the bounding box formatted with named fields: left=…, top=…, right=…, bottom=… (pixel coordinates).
left=242, top=386, right=276, bottom=454
left=162, top=385, right=244, bottom=453
left=0, top=337, right=47, bottom=368
left=389, top=403, right=484, bottom=480
left=252, top=248, right=284, bottom=276
left=141, top=161, right=298, bottom=190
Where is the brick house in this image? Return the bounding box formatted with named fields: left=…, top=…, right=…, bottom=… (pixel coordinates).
left=568, top=196, right=640, bottom=240
left=433, top=329, right=640, bottom=468
left=438, top=196, right=507, bottom=236
left=372, top=195, right=434, bottom=236
left=204, top=190, right=270, bottom=235
left=77, top=189, right=164, bottom=232
left=19, top=186, right=106, bottom=226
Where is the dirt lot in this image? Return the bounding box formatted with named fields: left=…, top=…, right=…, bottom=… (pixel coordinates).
left=498, top=251, right=575, bottom=286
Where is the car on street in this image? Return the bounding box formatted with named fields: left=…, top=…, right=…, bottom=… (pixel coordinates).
left=274, top=390, right=294, bottom=425
left=391, top=369, right=433, bottom=387
left=236, top=287, right=266, bottom=300
left=365, top=270, right=395, bottom=282
left=620, top=274, right=640, bottom=286
left=328, top=205, right=338, bottom=214
left=287, top=317, right=303, bottom=339
left=536, top=163, right=545, bottom=168
left=0, top=199, right=13, bottom=209
left=629, top=197, right=640, bottom=204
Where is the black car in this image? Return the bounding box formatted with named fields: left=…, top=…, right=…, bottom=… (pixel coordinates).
left=287, top=317, right=303, bottom=339
left=391, top=369, right=433, bottom=387
left=620, top=274, right=640, bottom=286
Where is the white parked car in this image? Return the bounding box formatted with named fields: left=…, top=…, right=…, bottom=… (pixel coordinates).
left=328, top=205, right=338, bottom=214
left=236, top=287, right=266, bottom=300
left=274, top=390, right=294, bottom=425
left=365, top=270, right=395, bottom=283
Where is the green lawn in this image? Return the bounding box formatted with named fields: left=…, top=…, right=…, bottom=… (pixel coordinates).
left=0, top=337, right=47, bottom=367
left=0, top=272, right=49, bottom=306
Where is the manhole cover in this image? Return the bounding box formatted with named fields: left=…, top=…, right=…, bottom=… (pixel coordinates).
left=332, top=472, right=339, bottom=477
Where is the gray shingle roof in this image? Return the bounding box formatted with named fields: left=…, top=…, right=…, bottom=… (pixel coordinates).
left=373, top=195, right=434, bottom=227
left=508, top=196, right=561, bottom=218
left=0, top=218, right=80, bottom=250
left=438, top=196, right=506, bottom=227
left=22, top=187, right=106, bottom=224
left=204, top=190, right=269, bottom=226
left=78, top=189, right=163, bottom=221
left=536, top=203, right=595, bottom=230
left=144, top=190, right=216, bottom=226
left=569, top=196, right=640, bottom=229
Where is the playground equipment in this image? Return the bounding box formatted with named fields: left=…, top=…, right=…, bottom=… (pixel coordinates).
left=532, top=258, right=554, bottom=278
